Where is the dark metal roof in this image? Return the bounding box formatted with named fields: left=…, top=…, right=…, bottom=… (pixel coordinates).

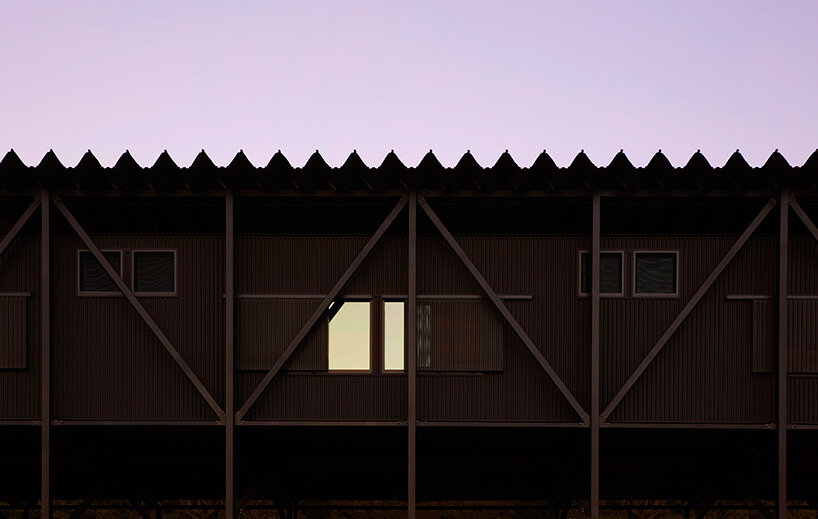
left=1, top=148, right=816, bottom=192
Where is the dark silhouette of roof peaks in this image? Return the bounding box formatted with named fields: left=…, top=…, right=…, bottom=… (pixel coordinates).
left=0, top=149, right=814, bottom=192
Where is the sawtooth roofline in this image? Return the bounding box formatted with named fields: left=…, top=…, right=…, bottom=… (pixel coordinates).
left=0, top=148, right=816, bottom=192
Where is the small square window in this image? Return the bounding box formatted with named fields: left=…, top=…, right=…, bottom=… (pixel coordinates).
left=133, top=251, right=176, bottom=295
left=580, top=251, right=623, bottom=295
left=328, top=301, right=371, bottom=371
left=78, top=250, right=122, bottom=294
left=635, top=252, right=678, bottom=295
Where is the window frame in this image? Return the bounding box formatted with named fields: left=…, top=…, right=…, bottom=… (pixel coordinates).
left=577, top=250, right=625, bottom=298
left=632, top=250, right=680, bottom=298
left=76, top=249, right=124, bottom=297
left=327, top=298, right=372, bottom=373
left=131, top=249, right=178, bottom=297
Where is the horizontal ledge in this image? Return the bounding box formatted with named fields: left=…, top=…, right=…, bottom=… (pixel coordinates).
left=603, top=422, right=775, bottom=429
left=234, top=293, right=531, bottom=300
left=0, top=292, right=30, bottom=297
left=418, top=421, right=585, bottom=428
left=727, top=294, right=818, bottom=300
left=50, top=420, right=223, bottom=426
left=237, top=420, right=406, bottom=426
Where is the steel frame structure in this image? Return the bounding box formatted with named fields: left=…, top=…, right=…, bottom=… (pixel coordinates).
left=2, top=184, right=817, bottom=518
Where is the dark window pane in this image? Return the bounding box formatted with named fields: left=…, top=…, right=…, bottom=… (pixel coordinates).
left=79, top=251, right=120, bottom=293
left=134, top=252, right=175, bottom=293
left=581, top=252, right=622, bottom=294
left=635, top=253, right=677, bottom=294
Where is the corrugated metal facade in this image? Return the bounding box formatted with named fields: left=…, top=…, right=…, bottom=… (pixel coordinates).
left=0, top=235, right=40, bottom=419
left=52, top=236, right=224, bottom=421
left=4, top=230, right=818, bottom=424
left=0, top=295, right=27, bottom=369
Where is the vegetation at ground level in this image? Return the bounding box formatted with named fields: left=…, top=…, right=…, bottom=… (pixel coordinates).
left=2, top=501, right=818, bottom=519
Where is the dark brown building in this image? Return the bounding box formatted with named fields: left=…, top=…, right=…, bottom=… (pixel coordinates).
left=1, top=148, right=817, bottom=518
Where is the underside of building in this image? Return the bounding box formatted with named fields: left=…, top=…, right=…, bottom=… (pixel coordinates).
left=1, top=148, right=818, bottom=518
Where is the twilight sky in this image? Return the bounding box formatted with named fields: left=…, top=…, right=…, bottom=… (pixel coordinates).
left=2, top=1, right=816, bottom=169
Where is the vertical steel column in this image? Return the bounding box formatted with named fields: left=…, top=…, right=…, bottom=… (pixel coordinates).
left=590, top=192, right=600, bottom=519
left=225, top=191, right=235, bottom=519
left=777, top=188, right=788, bottom=519
left=407, top=190, right=417, bottom=518
left=40, top=190, right=50, bottom=519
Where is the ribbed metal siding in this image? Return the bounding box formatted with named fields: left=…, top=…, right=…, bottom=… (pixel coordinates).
left=53, top=236, right=224, bottom=421
left=419, top=237, right=589, bottom=423
left=605, top=237, right=776, bottom=424
left=0, top=235, right=40, bottom=419
left=0, top=295, right=27, bottom=369
left=236, top=298, right=328, bottom=371
left=239, top=373, right=406, bottom=421
left=752, top=300, right=775, bottom=373
left=419, top=298, right=503, bottom=372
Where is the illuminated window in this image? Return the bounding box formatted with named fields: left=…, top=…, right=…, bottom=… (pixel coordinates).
left=328, top=301, right=370, bottom=371
left=580, top=251, right=623, bottom=295
left=78, top=250, right=122, bottom=294
left=635, top=252, right=678, bottom=295
left=383, top=301, right=405, bottom=371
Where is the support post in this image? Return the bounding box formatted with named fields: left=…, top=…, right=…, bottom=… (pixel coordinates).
left=777, top=188, right=788, bottom=519
left=590, top=192, right=600, bottom=519
left=40, top=190, right=50, bottom=519
left=225, top=191, right=235, bottom=519
left=407, top=190, right=417, bottom=518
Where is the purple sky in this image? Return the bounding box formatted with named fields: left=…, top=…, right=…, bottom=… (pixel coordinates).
left=2, top=1, right=816, bottom=169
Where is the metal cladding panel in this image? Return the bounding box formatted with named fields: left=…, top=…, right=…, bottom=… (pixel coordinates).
left=790, top=235, right=818, bottom=295
left=239, top=372, right=406, bottom=421
left=0, top=295, right=27, bottom=369
left=789, top=299, right=818, bottom=373
left=237, top=236, right=407, bottom=296
left=236, top=298, right=328, bottom=371
left=419, top=298, right=503, bottom=372
left=752, top=300, right=775, bottom=373
left=418, top=238, right=590, bottom=423
left=790, top=377, right=818, bottom=424
left=606, top=237, right=777, bottom=424
left=53, top=236, right=224, bottom=421
left=0, top=235, right=40, bottom=419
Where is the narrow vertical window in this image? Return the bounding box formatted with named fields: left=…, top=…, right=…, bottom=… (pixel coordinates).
left=78, top=250, right=122, bottom=294
left=634, top=252, right=678, bottom=295
left=133, top=251, right=176, bottom=295
left=580, top=251, right=623, bottom=295
left=328, top=301, right=371, bottom=371
left=383, top=301, right=405, bottom=371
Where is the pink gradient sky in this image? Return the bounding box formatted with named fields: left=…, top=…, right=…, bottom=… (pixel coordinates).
left=2, top=1, right=816, bottom=169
